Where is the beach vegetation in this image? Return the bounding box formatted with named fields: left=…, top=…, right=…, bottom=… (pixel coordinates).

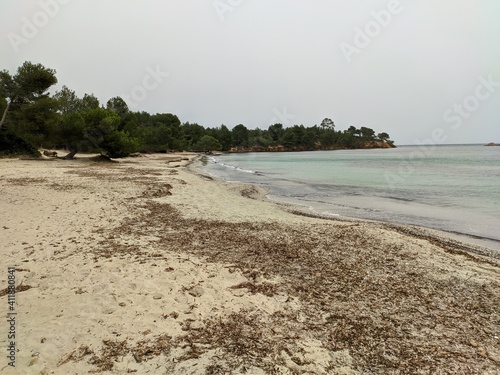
left=0, top=61, right=394, bottom=157
left=208, top=124, right=232, bottom=150
left=0, top=131, right=40, bottom=157
left=194, top=135, right=222, bottom=152
left=0, top=61, right=58, bottom=147
left=320, top=117, right=335, bottom=130
left=268, top=123, right=285, bottom=142
left=231, top=124, right=250, bottom=147
left=182, top=122, right=206, bottom=150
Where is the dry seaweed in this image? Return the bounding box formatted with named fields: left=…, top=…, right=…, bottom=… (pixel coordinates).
left=118, top=201, right=500, bottom=373
left=5, top=177, right=48, bottom=185
left=140, top=184, right=173, bottom=198
left=0, top=284, right=32, bottom=297
left=59, top=336, right=173, bottom=372
left=57, top=162, right=500, bottom=374
left=230, top=281, right=278, bottom=297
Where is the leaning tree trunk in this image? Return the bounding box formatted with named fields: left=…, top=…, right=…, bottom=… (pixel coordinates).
left=63, top=146, right=78, bottom=159
left=0, top=101, right=10, bottom=130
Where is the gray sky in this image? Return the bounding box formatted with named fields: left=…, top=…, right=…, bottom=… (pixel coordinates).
left=2, top=0, right=499, bottom=144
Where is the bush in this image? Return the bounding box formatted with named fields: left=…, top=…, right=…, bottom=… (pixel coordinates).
left=194, top=135, right=222, bottom=151
left=101, top=131, right=140, bottom=158
left=0, top=130, right=40, bottom=157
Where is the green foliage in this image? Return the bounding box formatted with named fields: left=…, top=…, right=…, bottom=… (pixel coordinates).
left=360, top=126, right=375, bottom=140
left=182, top=122, right=206, bottom=149
left=377, top=132, right=390, bottom=141
left=53, top=86, right=80, bottom=115
left=268, top=123, right=284, bottom=142
left=106, top=96, right=129, bottom=117
left=83, top=109, right=140, bottom=157
left=0, top=96, right=7, bottom=121
left=280, top=128, right=298, bottom=147
left=53, top=107, right=140, bottom=158
left=80, top=94, right=100, bottom=111
left=80, top=108, right=118, bottom=146
left=194, top=135, right=222, bottom=151
left=3, top=61, right=57, bottom=104
left=57, top=112, right=86, bottom=149
left=320, top=128, right=338, bottom=146
left=101, top=130, right=141, bottom=158
left=53, top=86, right=101, bottom=115
left=151, top=113, right=181, bottom=128
left=133, top=112, right=184, bottom=152
left=142, top=123, right=173, bottom=152
left=231, top=124, right=249, bottom=147
left=0, top=129, right=40, bottom=157
left=210, top=125, right=232, bottom=150
left=17, top=97, right=59, bottom=146
left=248, top=128, right=272, bottom=148
left=302, top=126, right=318, bottom=148
left=320, top=118, right=335, bottom=131
left=0, top=72, right=14, bottom=101
left=1, top=61, right=394, bottom=158
left=0, top=62, right=58, bottom=151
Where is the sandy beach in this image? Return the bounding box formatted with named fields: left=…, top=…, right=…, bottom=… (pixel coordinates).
left=1, top=153, right=499, bottom=374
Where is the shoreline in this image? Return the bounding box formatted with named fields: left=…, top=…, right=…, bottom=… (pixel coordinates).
left=282, top=203, right=500, bottom=258
left=1, top=153, right=499, bottom=374
left=194, top=155, right=500, bottom=257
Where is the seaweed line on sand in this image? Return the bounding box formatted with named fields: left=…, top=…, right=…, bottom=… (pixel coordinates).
left=56, top=162, right=500, bottom=374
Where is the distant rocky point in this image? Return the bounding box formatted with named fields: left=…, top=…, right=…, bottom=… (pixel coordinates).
left=485, top=142, right=500, bottom=146
left=228, top=140, right=396, bottom=153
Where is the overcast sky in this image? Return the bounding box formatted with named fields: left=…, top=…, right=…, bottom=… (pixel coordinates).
left=2, top=0, right=499, bottom=144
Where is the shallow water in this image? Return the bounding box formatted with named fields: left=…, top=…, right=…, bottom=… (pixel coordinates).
left=201, top=145, right=500, bottom=251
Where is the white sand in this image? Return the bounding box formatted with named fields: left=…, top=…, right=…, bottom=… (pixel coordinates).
left=1, top=153, right=499, bottom=374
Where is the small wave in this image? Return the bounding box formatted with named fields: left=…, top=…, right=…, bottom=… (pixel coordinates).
left=321, top=211, right=340, bottom=217
left=236, top=167, right=256, bottom=174
left=213, top=159, right=256, bottom=174
left=387, top=196, right=415, bottom=202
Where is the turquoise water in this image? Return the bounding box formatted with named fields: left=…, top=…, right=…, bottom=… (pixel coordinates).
left=202, top=145, right=500, bottom=250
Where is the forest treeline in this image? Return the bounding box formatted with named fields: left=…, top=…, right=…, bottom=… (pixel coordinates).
left=1, top=62, right=393, bottom=158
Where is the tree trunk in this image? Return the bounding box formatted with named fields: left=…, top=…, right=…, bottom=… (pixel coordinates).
left=0, top=101, right=10, bottom=130
left=63, top=147, right=78, bottom=159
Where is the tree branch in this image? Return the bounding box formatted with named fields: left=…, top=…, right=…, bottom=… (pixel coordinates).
left=0, top=100, right=10, bottom=130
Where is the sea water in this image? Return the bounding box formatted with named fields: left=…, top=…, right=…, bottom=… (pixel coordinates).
left=201, top=145, right=500, bottom=251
